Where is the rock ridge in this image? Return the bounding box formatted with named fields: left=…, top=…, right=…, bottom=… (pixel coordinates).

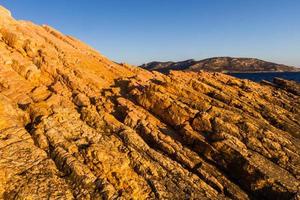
left=0, top=6, right=299, bottom=200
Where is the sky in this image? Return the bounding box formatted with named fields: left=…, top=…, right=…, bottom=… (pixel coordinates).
left=1, top=0, right=300, bottom=66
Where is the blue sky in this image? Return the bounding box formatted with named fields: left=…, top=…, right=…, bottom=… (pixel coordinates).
left=1, top=0, right=300, bottom=66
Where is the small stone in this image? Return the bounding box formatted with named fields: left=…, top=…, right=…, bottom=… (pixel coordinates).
left=73, top=93, right=90, bottom=107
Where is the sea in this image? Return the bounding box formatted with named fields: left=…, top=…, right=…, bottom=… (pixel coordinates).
left=228, top=72, right=300, bottom=83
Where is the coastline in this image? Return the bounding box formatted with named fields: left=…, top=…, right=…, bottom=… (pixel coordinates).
left=226, top=71, right=300, bottom=74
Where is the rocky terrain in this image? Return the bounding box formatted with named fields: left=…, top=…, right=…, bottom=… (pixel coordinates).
left=141, top=57, right=300, bottom=73
left=0, top=5, right=300, bottom=200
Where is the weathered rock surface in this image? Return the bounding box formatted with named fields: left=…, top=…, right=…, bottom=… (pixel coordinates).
left=0, top=6, right=299, bottom=200
left=140, top=57, right=300, bottom=73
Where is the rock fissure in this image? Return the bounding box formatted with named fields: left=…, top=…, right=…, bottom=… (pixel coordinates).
left=0, top=6, right=299, bottom=200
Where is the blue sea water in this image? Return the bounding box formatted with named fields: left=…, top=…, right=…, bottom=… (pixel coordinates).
left=229, top=72, right=300, bottom=83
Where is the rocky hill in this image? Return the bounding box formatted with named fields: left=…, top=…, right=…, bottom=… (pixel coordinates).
left=141, top=57, right=300, bottom=73
left=0, top=6, right=299, bottom=200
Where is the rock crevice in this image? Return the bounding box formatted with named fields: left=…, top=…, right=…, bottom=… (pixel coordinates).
left=0, top=6, right=299, bottom=200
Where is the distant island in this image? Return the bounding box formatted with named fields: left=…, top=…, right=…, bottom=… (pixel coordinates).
left=1, top=5, right=300, bottom=200
left=140, top=57, right=300, bottom=73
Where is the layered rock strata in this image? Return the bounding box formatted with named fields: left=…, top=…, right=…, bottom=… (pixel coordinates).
left=0, top=5, right=299, bottom=200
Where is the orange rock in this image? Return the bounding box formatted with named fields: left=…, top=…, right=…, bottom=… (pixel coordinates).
left=0, top=6, right=299, bottom=200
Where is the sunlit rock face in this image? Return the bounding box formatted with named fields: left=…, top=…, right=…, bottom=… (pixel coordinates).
left=0, top=6, right=299, bottom=200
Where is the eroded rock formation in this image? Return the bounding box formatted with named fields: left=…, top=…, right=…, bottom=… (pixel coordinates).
left=0, top=6, right=299, bottom=200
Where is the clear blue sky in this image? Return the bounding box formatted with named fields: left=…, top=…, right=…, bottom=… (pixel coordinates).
left=1, top=0, right=300, bottom=66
